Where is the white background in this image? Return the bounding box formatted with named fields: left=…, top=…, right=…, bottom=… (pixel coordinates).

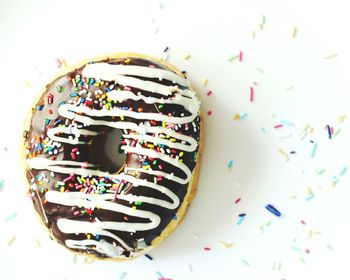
left=1, top=0, right=350, bottom=279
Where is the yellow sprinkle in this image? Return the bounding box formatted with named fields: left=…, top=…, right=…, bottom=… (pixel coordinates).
left=23, top=80, right=31, bottom=88
left=35, top=238, right=41, bottom=248
left=143, top=165, right=150, bottom=170
left=147, top=144, right=155, bottom=148
left=252, top=31, right=256, bottom=38
left=233, top=114, right=241, bottom=120
left=7, top=236, right=16, bottom=246
left=201, top=78, right=208, bottom=86
left=61, top=58, right=68, bottom=68
left=94, top=82, right=100, bottom=87
left=87, top=234, right=91, bottom=240
left=324, top=54, right=338, bottom=60
left=105, top=104, right=110, bottom=110
left=179, top=151, right=184, bottom=157
left=170, top=138, right=176, bottom=142
left=278, top=149, right=290, bottom=161
left=100, top=81, right=105, bottom=86
left=219, top=240, right=233, bottom=249
left=292, top=27, right=297, bottom=38
left=162, top=122, right=166, bottom=128
left=38, top=181, right=44, bottom=186
left=184, top=54, right=192, bottom=60
left=101, top=94, right=106, bottom=99
left=60, top=186, right=65, bottom=192
left=166, top=134, right=171, bottom=139
left=90, top=179, right=95, bottom=185
left=107, top=98, right=112, bottom=102
left=112, top=183, right=118, bottom=188
left=124, top=58, right=131, bottom=64
left=337, top=115, right=346, bottom=123
left=132, top=206, right=136, bottom=211
left=286, top=86, right=295, bottom=91
left=120, top=116, right=124, bottom=121
left=81, top=178, right=86, bottom=183
left=178, top=159, right=183, bottom=163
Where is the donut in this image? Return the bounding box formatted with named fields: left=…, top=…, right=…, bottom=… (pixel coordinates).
left=22, top=53, right=202, bottom=260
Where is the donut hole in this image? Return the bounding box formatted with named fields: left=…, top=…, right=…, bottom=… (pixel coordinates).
left=89, top=127, right=126, bottom=174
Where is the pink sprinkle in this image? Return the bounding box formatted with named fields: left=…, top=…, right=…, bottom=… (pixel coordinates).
left=56, top=58, right=62, bottom=68
left=48, top=94, right=54, bottom=104
left=204, top=247, right=211, bottom=251
left=71, top=152, right=76, bottom=160
left=305, top=249, right=310, bottom=254
left=207, top=110, right=212, bottom=116
left=72, top=148, right=78, bottom=153
left=74, top=211, right=80, bottom=216
left=235, top=198, right=241, bottom=204
left=274, top=124, right=283, bottom=129
left=300, top=220, right=306, bottom=225
left=249, top=87, right=254, bottom=102
left=207, top=90, right=212, bottom=96
left=239, top=51, right=243, bottom=62
left=124, top=86, right=132, bottom=91
left=63, top=176, right=73, bottom=183
left=158, top=164, right=163, bottom=170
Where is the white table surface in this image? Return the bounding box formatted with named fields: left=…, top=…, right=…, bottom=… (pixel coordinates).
left=1, top=0, right=350, bottom=279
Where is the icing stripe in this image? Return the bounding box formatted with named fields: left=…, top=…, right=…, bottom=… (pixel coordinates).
left=65, top=239, right=123, bottom=258
left=83, top=62, right=188, bottom=86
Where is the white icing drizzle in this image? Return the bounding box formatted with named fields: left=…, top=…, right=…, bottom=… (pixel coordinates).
left=27, top=61, right=200, bottom=258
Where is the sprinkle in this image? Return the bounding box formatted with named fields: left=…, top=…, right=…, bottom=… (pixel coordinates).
left=265, top=204, right=282, bottom=217
left=260, top=15, right=266, bottom=30
left=286, top=85, right=295, bottom=91
left=201, top=78, right=208, bottom=86
left=0, top=178, right=4, bottom=190
left=300, top=220, right=306, bottom=225
left=35, top=238, right=41, bottom=248
left=278, top=149, right=290, bottom=161
left=291, top=246, right=301, bottom=251
left=56, top=85, right=62, bottom=92
left=251, top=31, right=256, bottom=38
left=280, top=119, right=295, bottom=126
left=324, top=54, right=338, bottom=60
left=227, top=160, right=234, bottom=168
left=256, top=67, right=265, bottom=73
left=207, top=110, right=212, bottom=116
left=249, top=86, right=254, bottom=102
left=292, top=27, right=298, bottom=38
left=340, top=166, right=348, bottom=176
left=5, top=212, right=17, bottom=222
left=325, top=125, right=333, bottom=139
left=333, top=128, right=341, bottom=137
left=311, top=142, right=318, bottom=158
left=239, top=51, right=243, bottom=62
left=187, top=264, right=193, bottom=273
left=156, top=271, right=163, bottom=278
left=159, top=3, right=164, bottom=9
left=237, top=215, right=246, bottom=225
left=219, top=240, right=233, bottom=249
left=337, top=115, right=346, bottom=123
left=203, top=247, right=211, bottom=251
left=24, top=80, right=31, bottom=88
left=206, top=90, right=212, bottom=96
left=241, top=259, right=250, bottom=266
left=316, top=169, right=326, bottom=175
left=234, top=198, right=241, bottom=204
left=7, top=236, right=16, bottom=246
left=184, top=54, right=191, bottom=60
left=299, top=257, right=306, bottom=263
left=228, top=55, right=239, bottom=62
left=145, top=254, right=153, bottom=260
left=274, top=124, right=283, bottom=129
left=163, top=46, right=169, bottom=52
left=119, top=272, right=127, bottom=280
left=326, top=244, right=333, bottom=251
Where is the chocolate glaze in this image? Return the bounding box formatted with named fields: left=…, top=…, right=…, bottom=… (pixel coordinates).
left=24, top=57, right=201, bottom=259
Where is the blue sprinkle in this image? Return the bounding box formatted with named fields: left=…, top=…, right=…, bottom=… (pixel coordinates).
left=145, top=254, right=153, bottom=261
left=70, top=93, right=78, bottom=97
left=96, top=234, right=100, bottom=240
left=78, top=81, right=83, bottom=86
left=89, top=79, right=95, bottom=85
left=5, top=212, right=17, bottom=222
left=173, top=213, right=177, bottom=220
left=119, top=272, right=127, bottom=280
left=227, top=160, right=234, bottom=168
left=38, top=143, right=43, bottom=151
left=290, top=151, right=296, bottom=154
left=36, top=105, right=43, bottom=111
left=54, top=119, right=61, bottom=126
left=59, top=101, right=65, bottom=107
left=265, top=204, right=282, bottom=217
left=340, top=166, right=348, bottom=176
left=0, top=179, right=4, bottom=190
left=106, top=88, right=111, bottom=92
left=237, top=215, right=245, bottom=225
left=238, top=213, right=246, bottom=217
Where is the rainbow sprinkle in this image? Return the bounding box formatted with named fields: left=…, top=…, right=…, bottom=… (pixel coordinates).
left=0, top=178, right=4, bottom=190
left=265, top=204, right=282, bottom=217
left=227, top=160, right=234, bottom=168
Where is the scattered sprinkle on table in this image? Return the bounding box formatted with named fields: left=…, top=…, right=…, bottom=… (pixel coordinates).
left=292, top=27, right=298, bottom=38
left=201, top=78, right=208, bottom=86
left=278, top=149, right=290, bottom=161
left=310, top=141, right=318, bottom=158
left=206, top=90, right=212, bottom=96
left=339, top=166, right=347, bottom=176
left=5, top=212, right=17, bottom=222
left=219, top=240, right=233, bottom=249
left=260, top=15, right=266, bottom=30
left=256, top=67, right=265, bottom=73
left=241, top=259, right=250, bottom=266
left=326, top=244, right=333, bottom=251
left=237, top=215, right=246, bottom=225
left=286, top=85, right=295, bottom=91
left=235, top=198, right=241, bottom=204
left=249, top=86, right=254, bottom=102
left=227, top=160, right=234, bottom=168
left=228, top=54, right=239, bottom=62
left=207, top=110, right=212, bottom=116
left=23, top=80, right=31, bottom=88
left=324, top=54, right=338, bottom=60
left=265, top=204, right=282, bottom=217
left=0, top=178, right=4, bottom=190
left=145, top=254, right=153, bottom=260
left=7, top=236, right=16, bottom=246
left=119, top=272, right=127, bottom=280
left=184, top=54, right=191, bottom=60
left=204, top=246, right=211, bottom=251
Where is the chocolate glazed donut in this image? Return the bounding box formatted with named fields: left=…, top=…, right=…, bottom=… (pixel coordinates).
left=22, top=53, right=202, bottom=260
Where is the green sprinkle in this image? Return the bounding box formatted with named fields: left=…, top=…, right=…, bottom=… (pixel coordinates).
left=81, top=210, right=86, bottom=214
left=75, top=74, right=81, bottom=83
left=241, top=259, right=250, bottom=266
left=228, top=55, right=239, bottom=62
left=256, top=67, right=265, bottom=73
left=74, top=86, right=79, bottom=92
left=333, top=128, right=341, bottom=137
left=40, top=187, right=45, bottom=194
left=292, top=27, right=297, bottom=38
left=299, top=257, right=306, bottom=263
left=135, top=201, right=142, bottom=206
left=153, top=160, right=157, bottom=165
left=326, top=244, right=333, bottom=250
left=56, top=85, right=62, bottom=92
left=158, top=104, right=164, bottom=109
left=45, top=118, right=50, bottom=126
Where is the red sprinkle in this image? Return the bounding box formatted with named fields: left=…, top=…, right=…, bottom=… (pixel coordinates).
left=249, top=87, right=254, bottom=102
left=274, top=124, right=283, bottom=129
left=207, top=110, right=212, bottom=116
left=234, top=198, right=241, bottom=204
left=300, top=220, right=306, bottom=225
left=239, top=51, right=243, bottom=62
left=48, top=109, right=53, bottom=114
left=70, top=152, right=76, bottom=160
left=204, top=247, right=211, bottom=251
left=206, top=90, right=212, bottom=96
